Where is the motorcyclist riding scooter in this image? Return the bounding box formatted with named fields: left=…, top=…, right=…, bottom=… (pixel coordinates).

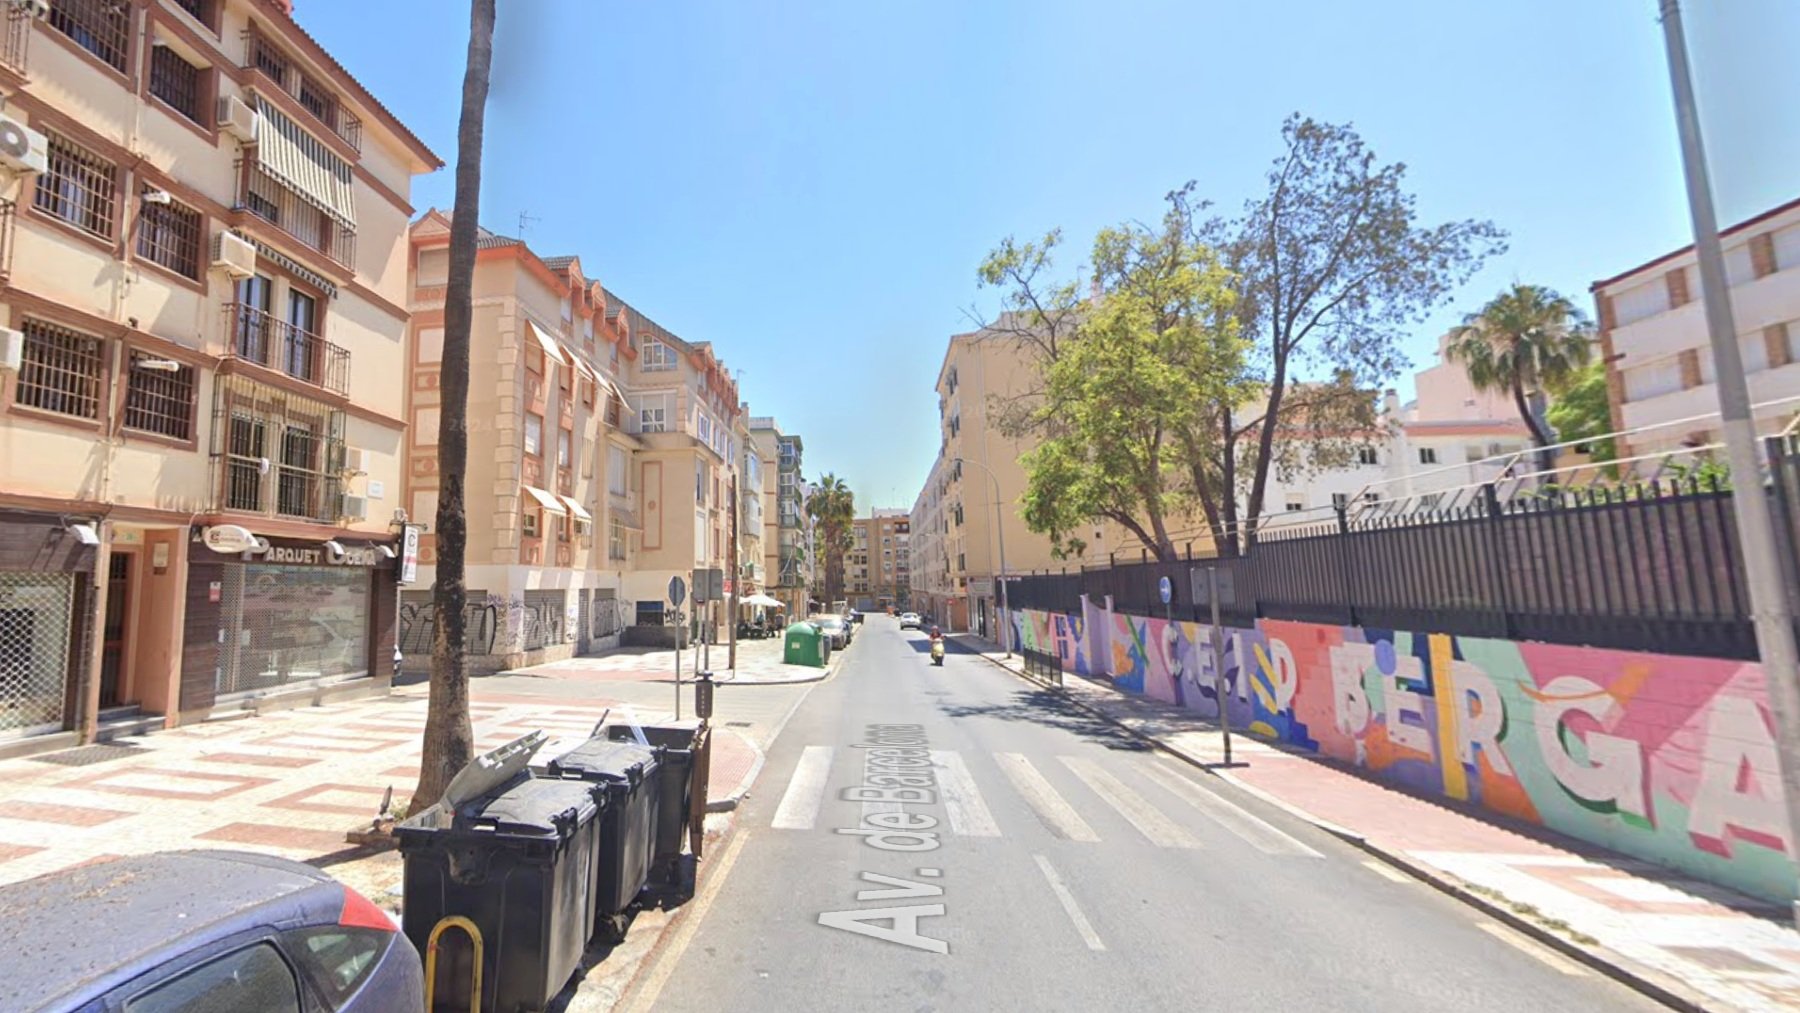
left=929, top=625, right=945, bottom=666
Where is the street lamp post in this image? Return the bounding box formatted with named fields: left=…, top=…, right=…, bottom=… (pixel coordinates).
left=953, top=457, right=1011, bottom=657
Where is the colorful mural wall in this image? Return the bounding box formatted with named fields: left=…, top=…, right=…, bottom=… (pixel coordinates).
left=1007, top=604, right=1796, bottom=902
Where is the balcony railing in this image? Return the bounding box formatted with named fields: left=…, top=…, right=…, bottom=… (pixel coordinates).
left=210, top=376, right=345, bottom=524
left=1, top=7, right=29, bottom=75
left=0, top=198, right=13, bottom=283
left=241, top=164, right=357, bottom=269
left=246, top=30, right=363, bottom=152
left=224, top=303, right=350, bottom=396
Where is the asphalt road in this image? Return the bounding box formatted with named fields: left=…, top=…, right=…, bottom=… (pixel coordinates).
left=634, top=616, right=1666, bottom=1012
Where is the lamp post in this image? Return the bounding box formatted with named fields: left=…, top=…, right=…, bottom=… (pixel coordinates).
left=953, top=457, right=1011, bottom=657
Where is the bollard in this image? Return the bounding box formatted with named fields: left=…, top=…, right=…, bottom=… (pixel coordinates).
left=424, top=915, right=483, bottom=1013
left=695, top=669, right=715, bottom=722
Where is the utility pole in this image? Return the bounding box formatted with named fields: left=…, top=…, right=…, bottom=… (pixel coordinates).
left=1659, top=0, right=1800, bottom=926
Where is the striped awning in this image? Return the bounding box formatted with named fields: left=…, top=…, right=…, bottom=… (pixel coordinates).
left=252, top=95, right=357, bottom=229
left=527, top=320, right=568, bottom=365
left=246, top=235, right=337, bottom=298
left=523, top=485, right=566, bottom=514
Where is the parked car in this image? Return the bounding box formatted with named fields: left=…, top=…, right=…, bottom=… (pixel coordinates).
left=0, top=850, right=422, bottom=1013
left=811, top=614, right=850, bottom=649
left=899, top=612, right=921, bottom=630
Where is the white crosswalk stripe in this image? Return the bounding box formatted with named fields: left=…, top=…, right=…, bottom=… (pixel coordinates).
left=994, top=753, right=1098, bottom=842
left=1143, top=762, right=1323, bottom=857
left=930, top=750, right=1000, bottom=836
left=771, top=746, right=833, bottom=830
left=1059, top=755, right=1200, bottom=849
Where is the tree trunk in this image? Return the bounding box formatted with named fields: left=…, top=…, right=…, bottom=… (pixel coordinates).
left=1510, top=361, right=1555, bottom=477
left=414, top=0, right=496, bottom=812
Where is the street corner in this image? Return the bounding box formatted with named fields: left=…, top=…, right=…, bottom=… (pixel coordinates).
left=704, top=724, right=765, bottom=813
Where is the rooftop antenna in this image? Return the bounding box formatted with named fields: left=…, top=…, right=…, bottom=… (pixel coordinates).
left=517, top=210, right=540, bottom=239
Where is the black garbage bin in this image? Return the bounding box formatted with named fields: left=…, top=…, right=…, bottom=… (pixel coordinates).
left=605, top=721, right=700, bottom=887
left=547, top=739, right=661, bottom=942
left=396, top=776, right=600, bottom=1013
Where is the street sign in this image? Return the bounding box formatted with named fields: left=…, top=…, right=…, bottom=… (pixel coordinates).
left=399, top=525, right=421, bottom=584
left=1191, top=567, right=1237, bottom=606
left=1158, top=575, right=1173, bottom=605
left=668, top=576, right=687, bottom=608
left=692, top=567, right=724, bottom=602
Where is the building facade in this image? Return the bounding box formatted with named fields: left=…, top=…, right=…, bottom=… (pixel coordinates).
left=847, top=508, right=909, bottom=611
left=751, top=419, right=808, bottom=617
left=1594, top=196, right=1800, bottom=458
left=0, top=0, right=438, bottom=751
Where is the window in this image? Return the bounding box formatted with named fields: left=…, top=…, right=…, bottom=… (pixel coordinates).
left=285, top=290, right=318, bottom=380
left=1285, top=496, right=1304, bottom=512
left=136, top=192, right=202, bottom=279
left=557, top=428, right=571, bottom=469
left=697, top=412, right=712, bottom=446
left=173, top=0, right=212, bottom=27
left=557, top=362, right=572, bottom=395
left=123, top=353, right=196, bottom=440
left=276, top=421, right=322, bottom=518
left=49, top=0, right=131, bottom=73
left=148, top=44, right=205, bottom=123
left=226, top=412, right=267, bottom=511
left=123, top=942, right=299, bottom=1013
left=1356, top=447, right=1380, bottom=466
left=296, top=73, right=337, bottom=130
left=15, top=319, right=103, bottom=419
left=608, top=445, right=628, bottom=495
left=36, top=132, right=117, bottom=240
left=522, top=507, right=539, bottom=538
left=610, top=517, right=626, bottom=560
left=524, top=414, right=543, bottom=456
left=1418, top=447, right=1438, bottom=465
left=696, top=460, right=707, bottom=506
left=278, top=927, right=386, bottom=1008
left=582, top=379, right=595, bottom=407
left=1363, top=491, right=1381, bottom=505
left=557, top=512, right=571, bottom=541
left=250, top=31, right=289, bottom=84
left=639, top=401, right=667, bottom=433
left=642, top=340, right=676, bottom=371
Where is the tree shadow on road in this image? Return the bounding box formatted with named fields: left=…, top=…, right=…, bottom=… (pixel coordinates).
left=935, top=685, right=1153, bottom=752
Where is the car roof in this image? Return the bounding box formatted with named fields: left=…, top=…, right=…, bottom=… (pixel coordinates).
left=0, top=850, right=345, bottom=1011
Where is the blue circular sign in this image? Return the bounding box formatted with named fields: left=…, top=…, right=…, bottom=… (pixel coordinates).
left=1158, top=575, right=1173, bottom=605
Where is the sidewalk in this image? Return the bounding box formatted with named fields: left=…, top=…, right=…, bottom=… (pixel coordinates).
left=505, top=630, right=836, bottom=685
left=961, top=634, right=1800, bottom=1013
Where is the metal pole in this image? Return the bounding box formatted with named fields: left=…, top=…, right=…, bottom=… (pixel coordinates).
left=1660, top=0, right=1800, bottom=925
left=1209, top=567, right=1231, bottom=766
left=674, top=607, right=682, bottom=721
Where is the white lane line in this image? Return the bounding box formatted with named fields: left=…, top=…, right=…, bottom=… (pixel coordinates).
left=1143, top=762, right=1322, bottom=857
left=622, top=828, right=752, bottom=1012
left=1059, top=756, right=1200, bottom=849
left=1362, top=859, right=1413, bottom=883
left=770, top=746, right=833, bottom=830
left=930, top=750, right=1000, bottom=837
left=1033, top=854, right=1107, bottom=952
left=995, top=753, right=1099, bottom=842
left=1477, top=923, right=1589, bottom=976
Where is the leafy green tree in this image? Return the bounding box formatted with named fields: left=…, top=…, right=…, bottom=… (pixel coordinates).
left=1447, top=283, right=1595, bottom=473
left=1545, top=360, right=1616, bottom=464
left=806, top=475, right=855, bottom=604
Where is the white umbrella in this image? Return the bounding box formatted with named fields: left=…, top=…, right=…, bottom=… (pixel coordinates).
left=742, top=593, right=783, bottom=608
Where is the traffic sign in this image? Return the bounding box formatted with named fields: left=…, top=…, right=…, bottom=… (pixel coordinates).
left=1158, top=575, right=1173, bottom=605
left=668, top=576, right=687, bottom=607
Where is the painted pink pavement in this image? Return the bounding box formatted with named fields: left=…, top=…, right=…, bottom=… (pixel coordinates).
left=0, top=682, right=757, bottom=890
left=963, top=634, right=1800, bottom=1013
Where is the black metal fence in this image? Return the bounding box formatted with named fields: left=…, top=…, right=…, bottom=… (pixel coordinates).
left=1004, top=446, right=1800, bottom=662
left=1021, top=645, right=1064, bottom=687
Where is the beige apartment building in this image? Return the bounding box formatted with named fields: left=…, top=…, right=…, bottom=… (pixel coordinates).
left=847, top=508, right=908, bottom=611
left=0, top=0, right=438, bottom=752
left=1594, top=195, right=1800, bottom=458
left=750, top=418, right=809, bottom=617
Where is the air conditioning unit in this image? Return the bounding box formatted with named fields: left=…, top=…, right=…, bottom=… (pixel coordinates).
left=212, top=231, right=255, bottom=279
left=0, top=115, right=48, bottom=177
left=343, top=447, right=368, bottom=475
left=217, top=95, right=256, bottom=144
left=340, top=493, right=369, bottom=522
left=0, top=326, right=22, bottom=372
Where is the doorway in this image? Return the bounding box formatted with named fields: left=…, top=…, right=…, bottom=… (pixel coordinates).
left=99, top=552, right=131, bottom=709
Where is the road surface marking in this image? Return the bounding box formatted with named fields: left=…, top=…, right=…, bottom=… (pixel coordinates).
left=994, top=753, right=1098, bottom=842
left=1144, top=762, right=1322, bottom=857
left=930, top=750, right=1000, bottom=836
left=1477, top=922, right=1589, bottom=976
left=1362, top=859, right=1412, bottom=883
left=1059, top=756, right=1200, bottom=849
left=622, top=827, right=752, bottom=1012
left=771, top=746, right=833, bottom=830
left=1033, top=854, right=1106, bottom=951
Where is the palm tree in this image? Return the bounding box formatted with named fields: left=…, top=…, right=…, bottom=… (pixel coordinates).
left=806, top=475, right=855, bottom=605
left=415, top=0, right=496, bottom=811
left=1446, top=283, right=1594, bottom=475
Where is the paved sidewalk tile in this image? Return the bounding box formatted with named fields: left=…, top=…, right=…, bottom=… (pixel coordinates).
left=963, top=635, right=1800, bottom=1013
left=508, top=629, right=839, bottom=685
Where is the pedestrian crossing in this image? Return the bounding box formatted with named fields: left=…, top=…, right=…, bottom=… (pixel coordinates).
left=765, top=744, right=1324, bottom=858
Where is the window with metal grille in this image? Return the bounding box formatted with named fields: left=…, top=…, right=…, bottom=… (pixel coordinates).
left=136, top=192, right=201, bottom=278
left=49, top=0, right=130, bottom=72
left=296, top=74, right=336, bottom=130
left=250, top=31, right=288, bottom=85
left=278, top=423, right=322, bottom=518
left=149, top=44, right=204, bottom=123
left=226, top=413, right=266, bottom=510
left=35, top=133, right=117, bottom=240
left=123, top=353, right=195, bottom=440
left=174, top=0, right=212, bottom=27
left=16, top=319, right=103, bottom=419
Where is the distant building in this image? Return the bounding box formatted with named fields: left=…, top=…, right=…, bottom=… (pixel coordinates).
left=750, top=419, right=809, bottom=617
left=848, top=509, right=910, bottom=611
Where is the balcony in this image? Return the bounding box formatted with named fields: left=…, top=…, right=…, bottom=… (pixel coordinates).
left=0, top=6, right=28, bottom=76
left=210, top=375, right=345, bottom=524
left=224, top=303, right=350, bottom=397
left=240, top=164, right=357, bottom=270
left=246, top=30, right=363, bottom=153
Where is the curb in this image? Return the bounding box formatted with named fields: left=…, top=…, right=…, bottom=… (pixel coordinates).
left=716, top=641, right=850, bottom=687
left=969, top=646, right=1717, bottom=1013
left=703, top=726, right=764, bottom=814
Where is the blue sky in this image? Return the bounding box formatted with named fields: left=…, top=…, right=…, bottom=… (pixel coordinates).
left=302, top=0, right=1797, bottom=512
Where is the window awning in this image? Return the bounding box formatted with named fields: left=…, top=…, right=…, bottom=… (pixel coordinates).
left=612, top=507, right=643, bottom=530
left=559, top=495, right=593, bottom=522
left=523, top=485, right=566, bottom=514
left=592, top=368, right=624, bottom=403
left=251, top=96, right=356, bottom=228
left=527, top=320, right=568, bottom=365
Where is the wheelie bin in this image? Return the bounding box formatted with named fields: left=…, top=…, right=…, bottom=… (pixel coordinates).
left=547, top=739, right=662, bottom=943
left=396, top=776, right=601, bottom=1013
left=605, top=720, right=700, bottom=888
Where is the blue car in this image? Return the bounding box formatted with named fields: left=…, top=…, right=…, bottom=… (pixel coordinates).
left=0, top=850, right=422, bottom=1013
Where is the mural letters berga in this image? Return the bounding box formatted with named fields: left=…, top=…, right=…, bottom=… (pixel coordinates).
left=1008, top=606, right=1793, bottom=902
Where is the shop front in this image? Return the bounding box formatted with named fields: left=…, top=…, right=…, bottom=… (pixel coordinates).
left=0, top=509, right=95, bottom=743
left=181, top=529, right=398, bottom=717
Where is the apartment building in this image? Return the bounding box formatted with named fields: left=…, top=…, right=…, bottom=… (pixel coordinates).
left=401, top=213, right=635, bottom=672
left=1594, top=195, right=1800, bottom=457
left=0, top=0, right=439, bottom=751
left=750, top=418, right=808, bottom=617
left=847, top=508, right=909, bottom=611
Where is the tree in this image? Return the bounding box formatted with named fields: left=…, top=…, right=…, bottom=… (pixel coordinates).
left=414, top=0, right=496, bottom=812
left=806, top=475, right=855, bottom=604
left=1447, top=283, right=1594, bottom=474
left=1017, top=198, right=1244, bottom=562
left=1545, top=360, right=1616, bottom=464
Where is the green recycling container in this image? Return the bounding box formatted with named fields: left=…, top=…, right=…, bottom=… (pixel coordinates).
left=782, top=622, right=828, bottom=668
